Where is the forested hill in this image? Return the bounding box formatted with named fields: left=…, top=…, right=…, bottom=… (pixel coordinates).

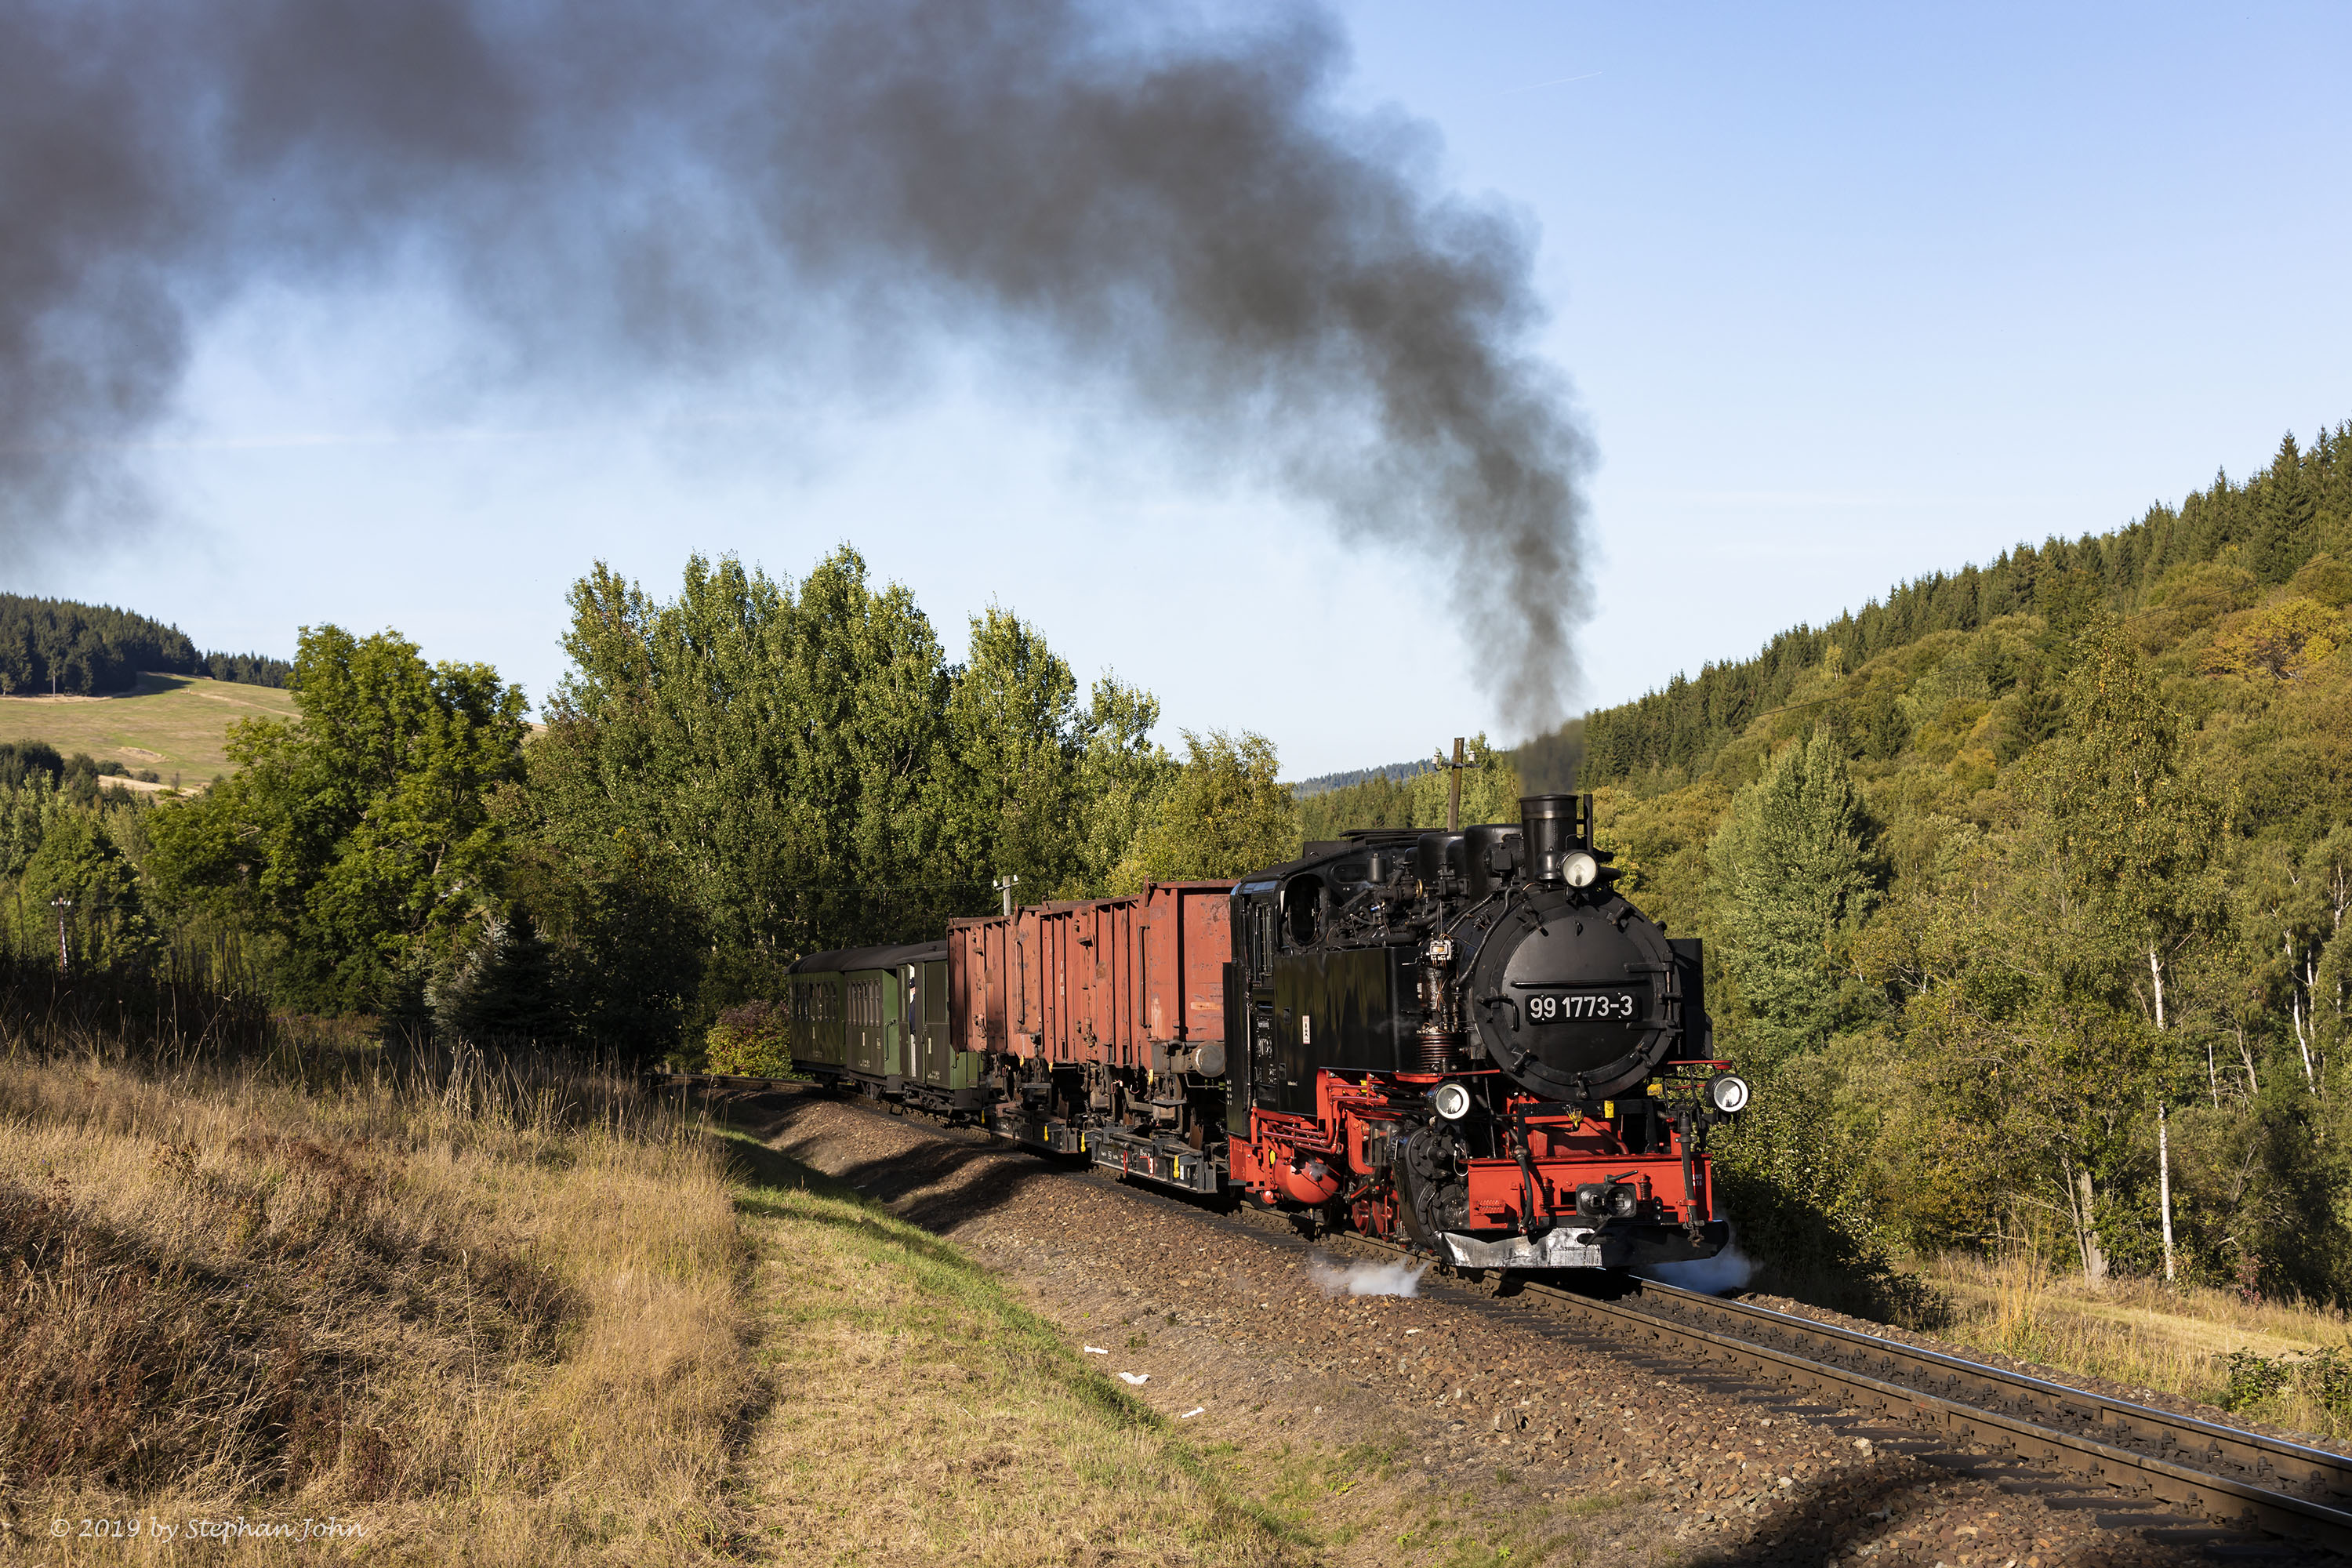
left=1560, top=418, right=2352, bottom=1311
left=0, top=594, right=290, bottom=694
left=1573, top=423, right=2352, bottom=786
left=1291, top=760, right=1430, bottom=797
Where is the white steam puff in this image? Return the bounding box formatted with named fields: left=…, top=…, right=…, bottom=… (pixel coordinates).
left=1308, top=1256, right=1428, bottom=1298
left=1636, top=1241, right=1757, bottom=1296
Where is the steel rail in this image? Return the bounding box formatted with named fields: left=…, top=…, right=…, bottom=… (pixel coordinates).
left=675, top=1073, right=2352, bottom=1555
left=1624, top=1278, right=2352, bottom=1502
left=1497, top=1271, right=2352, bottom=1555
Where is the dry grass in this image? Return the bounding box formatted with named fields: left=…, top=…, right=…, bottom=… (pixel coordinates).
left=0, top=1043, right=749, bottom=1563
left=1911, top=1248, right=2352, bottom=1444
left=0, top=673, right=297, bottom=783
left=726, top=1138, right=1304, bottom=1567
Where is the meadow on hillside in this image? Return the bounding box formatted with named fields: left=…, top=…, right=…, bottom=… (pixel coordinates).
left=0, top=673, right=296, bottom=782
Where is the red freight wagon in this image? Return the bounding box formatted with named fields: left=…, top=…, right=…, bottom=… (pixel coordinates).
left=947, top=881, right=1231, bottom=1183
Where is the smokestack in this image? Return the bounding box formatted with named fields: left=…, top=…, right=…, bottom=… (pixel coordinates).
left=1, top=0, right=1592, bottom=729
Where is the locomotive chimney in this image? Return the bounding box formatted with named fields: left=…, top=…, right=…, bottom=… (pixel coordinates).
left=1519, top=794, right=1579, bottom=884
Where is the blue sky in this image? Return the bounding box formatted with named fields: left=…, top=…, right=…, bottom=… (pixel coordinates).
left=34, top=2, right=2352, bottom=775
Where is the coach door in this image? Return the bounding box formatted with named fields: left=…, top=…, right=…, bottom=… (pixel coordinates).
left=848, top=976, right=880, bottom=1077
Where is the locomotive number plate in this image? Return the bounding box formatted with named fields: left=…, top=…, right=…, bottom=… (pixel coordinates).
left=1527, top=991, right=1637, bottom=1022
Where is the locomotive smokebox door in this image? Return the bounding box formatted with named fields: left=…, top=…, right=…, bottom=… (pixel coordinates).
left=1468, top=894, right=1682, bottom=1102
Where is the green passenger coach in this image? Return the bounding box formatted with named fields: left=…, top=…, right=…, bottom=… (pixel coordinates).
left=788, top=940, right=980, bottom=1113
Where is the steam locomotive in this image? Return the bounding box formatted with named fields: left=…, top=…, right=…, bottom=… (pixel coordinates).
left=782, top=793, right=1746, bottom=1272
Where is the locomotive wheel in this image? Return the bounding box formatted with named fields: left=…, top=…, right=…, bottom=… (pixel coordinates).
left=1392, top=1160, right=1439, bottom=1250
left=1394, top=1126, right=1467, bottom=1250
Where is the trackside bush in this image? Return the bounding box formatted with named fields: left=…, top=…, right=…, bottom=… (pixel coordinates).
left=703, top=999, right=792, bottom=1076
left=2225, top=1346, right=2352, bottom=1424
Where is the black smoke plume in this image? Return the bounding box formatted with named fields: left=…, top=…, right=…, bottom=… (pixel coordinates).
left=1, top=0, right=1591, bottom=731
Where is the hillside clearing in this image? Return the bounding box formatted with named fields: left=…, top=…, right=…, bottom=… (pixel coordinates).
left=0, top=673, right=295, bottom=782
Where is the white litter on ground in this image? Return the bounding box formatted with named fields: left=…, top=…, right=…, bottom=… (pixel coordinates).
left=1117, top=1372, right=1149, bottom=1385
left=1178, top=1407, right=1205, bottom=1420
left=1083, top=1345, right=1107, bottom=1354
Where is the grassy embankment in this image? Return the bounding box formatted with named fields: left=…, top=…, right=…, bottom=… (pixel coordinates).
left=0, top=673, right=296, bottom=787
left=0, top=1036, right=1323, bottom=1565
left=1900, top=1251, right=2352, bottom=1445
left=725, top=1136, right=1307, bottom=1566
left=1, top=1043, right=746, bottom=1563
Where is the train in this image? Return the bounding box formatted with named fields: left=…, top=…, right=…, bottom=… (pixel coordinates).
left=779, top=792, right=1747, bottom=1272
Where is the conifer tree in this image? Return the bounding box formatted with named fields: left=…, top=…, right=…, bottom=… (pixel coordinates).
left=2252, top=432, right=2315, bottom=585
left=1706, top=724, right=1881, bottom=1069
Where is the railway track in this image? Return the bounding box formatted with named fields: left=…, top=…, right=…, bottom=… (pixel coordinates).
left=1484, top=1265, right=2349, bottom=1557
left=683, top=1074, right=2352, bottom=1559
left=1263, top=1196, right=2352, bottom=1559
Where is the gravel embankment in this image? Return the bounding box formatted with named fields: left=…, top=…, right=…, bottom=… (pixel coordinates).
left=726, top=1087, right=2281, bottom=1568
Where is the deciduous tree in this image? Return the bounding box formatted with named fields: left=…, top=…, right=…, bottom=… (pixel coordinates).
left=147, top=626, right=526, bottom=1010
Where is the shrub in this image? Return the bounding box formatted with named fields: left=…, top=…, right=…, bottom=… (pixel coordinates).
left=704, top=998, right=792, bottom=1076
left=2224, top=1346, right=2352, bottom=1425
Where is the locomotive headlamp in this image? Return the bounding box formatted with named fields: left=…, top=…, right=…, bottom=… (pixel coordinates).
left=1561, top=850, right=1600, bottom=889
left=1706, top=1073, right=1751, bottom=1114
left=1430, top=1081, right=1473, bottom=1121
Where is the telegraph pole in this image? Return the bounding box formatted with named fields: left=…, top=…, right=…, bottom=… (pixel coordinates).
left=50, top=895, right=72, bottom=975
left=1436, top=736, right=1468, bottom=832
left=994, top=875, right=1019, bottom=917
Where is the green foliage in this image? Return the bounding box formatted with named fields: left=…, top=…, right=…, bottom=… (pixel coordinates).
left=1064, top=676, right=1178, bottom=897
left=941, top=604, right=1086, bottom=898
left=16, top=812, right=160, bottom=971
left=1550, top=420, right=2352, bottom=1307
left=1113, top=731, right=1298, bottom=889
left=1405, top=737, right=1522, bottom=830
left=1708, top=1046, right=1896, bottom=1298
left=2205, top=597, right=2346, bottom=680
left=523, top=550, right=1205, bottom=1054
left=430, top=913, right=566, bottom=1044
left=146, top=625, right=528, bottom=1012
left=2224, top=1347, right=2352, bottom=1423
left=539, top=550, right=957, bottom=956
left=1569, top=420, right=2352, bottom=790
left=1706, top=726, right=1881, bottom=1067
left=2028, top=620, right=2230, bottom=1025
left=703, top=999, right=792, bottom=1076
left=1296, top=769, right=1419, bottom=844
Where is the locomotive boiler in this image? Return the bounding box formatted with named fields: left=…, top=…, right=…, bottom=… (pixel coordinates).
left=784, top=792, right=1747, bottom=1272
